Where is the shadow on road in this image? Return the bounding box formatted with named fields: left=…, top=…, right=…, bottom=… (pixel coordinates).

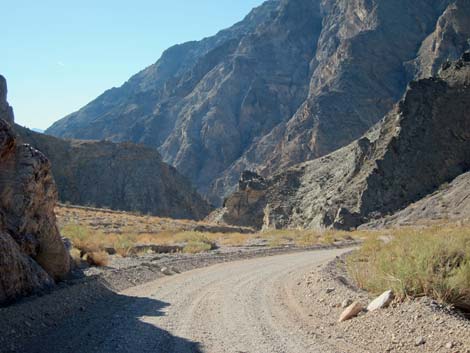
left=16, top=280, right=203, bottom=353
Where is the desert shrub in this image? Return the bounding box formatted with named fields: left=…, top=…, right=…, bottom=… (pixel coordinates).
left=176, top=232, right=217, bottom=252
left=183, top=241, right=214, bottom=254
left=112, top=233, right=138, bottom=257
left=347, top=225, right=470, bottom=311
left=85, top=251, right=109, bottom=267
left=69, top=247, right=83, bottom=267
left=61, top=224, right=108, bottom=252
left=260, top=229, right=357, bottom=248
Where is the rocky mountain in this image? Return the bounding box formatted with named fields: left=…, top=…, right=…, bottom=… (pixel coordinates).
left=0, top=76, right=70, bottom=304
left=16, top=127, right=212, bottom=220
left=46, top=0, right=470, bottom=206
left=363, top=171, right=470, bottom=229
left=220, top=54, right=470, bottom=230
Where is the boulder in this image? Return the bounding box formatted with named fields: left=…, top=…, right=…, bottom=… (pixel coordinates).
left=0, top=232, right=54, bottom=303
left=1, top=143, right=70, bottom=279
left=367, top=290, right=394, bottom=312
left=338, top=302, right=364, bottom=322
left=0, top=75, right=70, bottom=303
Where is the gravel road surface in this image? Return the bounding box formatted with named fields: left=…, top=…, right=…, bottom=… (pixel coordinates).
left=20, top=248, right=350, bottom=353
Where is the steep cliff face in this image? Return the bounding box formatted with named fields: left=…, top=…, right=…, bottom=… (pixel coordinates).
left=47, top=0, right=469, bottom=205
left=222, top=54, right=470, bottom=230
left=0, top=76, right=70, bottom=304
left=17, top=128, right=212, bottom=220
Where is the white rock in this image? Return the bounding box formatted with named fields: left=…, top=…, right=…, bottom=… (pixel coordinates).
left=160, top=267, right=172, bottom=275
left=415, top=337, right=426, bottom=346
left=367, top=290, right=394, bottom=311
left=338, top=302, right=363, bottom=322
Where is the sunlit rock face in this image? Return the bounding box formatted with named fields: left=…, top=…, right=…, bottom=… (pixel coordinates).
left=47, top=0, right=469, bottom=206
left=0, top=75, right=70, bottom=304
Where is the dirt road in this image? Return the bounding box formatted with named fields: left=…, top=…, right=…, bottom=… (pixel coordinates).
left=20, top=249, right=351, bottom=353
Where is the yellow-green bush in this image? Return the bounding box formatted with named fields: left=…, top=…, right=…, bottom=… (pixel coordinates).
left=175, top=232, right=217, bottom=253
left=347, top=226, right=470, bottom=311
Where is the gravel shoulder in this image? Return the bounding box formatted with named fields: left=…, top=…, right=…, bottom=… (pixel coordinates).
left=297, top=256, right=470, bottom=352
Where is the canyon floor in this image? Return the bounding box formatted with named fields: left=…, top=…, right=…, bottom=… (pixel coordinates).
left=3, top=247, right=469, bottom=353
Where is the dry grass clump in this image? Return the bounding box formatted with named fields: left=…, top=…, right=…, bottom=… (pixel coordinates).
left=69, top=247, right=83, bottom=267
left=61, top=224, right=225, bottom=259
left=61, top=224, right=137, bottom=263
left=85, top=251, right=109, bottom=267
left=173, top=232, right=218, bottom=253
left=347, top=225, right=470, bottom=311
left=258, top=229, right=359, bottom=248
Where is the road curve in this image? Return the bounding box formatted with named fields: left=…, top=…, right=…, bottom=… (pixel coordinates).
left=22, top=248, right=351, bottom=353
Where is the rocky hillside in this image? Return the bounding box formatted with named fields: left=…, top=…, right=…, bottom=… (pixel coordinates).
left=0, top=76, right=70, bottom=304
left=16, top=127, right=212, bottom=220
left=221, top=54, right=470, bottom=230
left=46, top=0, right=470, bottom=205
left=363, top=171, right=470, bottom=228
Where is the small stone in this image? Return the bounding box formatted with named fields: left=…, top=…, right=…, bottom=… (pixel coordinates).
left=160, top=267, right=172, bottom=275
left=338, top=302, right=363, bottom=322
left=445, top=342, right=454, bottom=349
left=367, top=290, right=394, bottom=311
left=326, top=288, right=335, bottom=294
left=415, top=337, right=426, bottom=346
left=341, top=299, right=353, bottom=308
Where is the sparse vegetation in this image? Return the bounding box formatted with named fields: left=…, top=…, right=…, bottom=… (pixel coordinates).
left=85, top=251, right=109, bottom=267
left=58, top=205, right=365, bottom=267
left=347, top=225, right=470, bottom=311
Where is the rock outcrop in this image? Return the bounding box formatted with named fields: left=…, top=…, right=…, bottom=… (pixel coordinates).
left=16, top=127, right=212, bottom=220
left=46, top=0, right=470, bottom=205
left=0, top=76, right=70, bottom=303
left=363, top=171, right=470, bottom=228
left=221, top=54, right=470, bottom=230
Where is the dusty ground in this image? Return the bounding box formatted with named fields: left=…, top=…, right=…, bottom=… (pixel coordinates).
left=55, top=204, right=252, bottom=235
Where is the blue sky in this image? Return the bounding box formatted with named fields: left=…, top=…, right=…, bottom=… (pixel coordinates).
left=2, top=0, right=264, bottom=130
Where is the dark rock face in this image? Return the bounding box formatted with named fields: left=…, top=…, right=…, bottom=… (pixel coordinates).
left=238, top=171, right=268, bottom=192
left=46, top=0, right=469, bottom=206
left=16, top=127, right=212, bottom=220
left=410, top=0, right=470, bottom=79
left=0, top=76, right=70, bottom=303
left=0, top=76, right=14, bottom=125
left=363, top=171, right=470, bottom=229
left=221, top=55, right=470, bottom=230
